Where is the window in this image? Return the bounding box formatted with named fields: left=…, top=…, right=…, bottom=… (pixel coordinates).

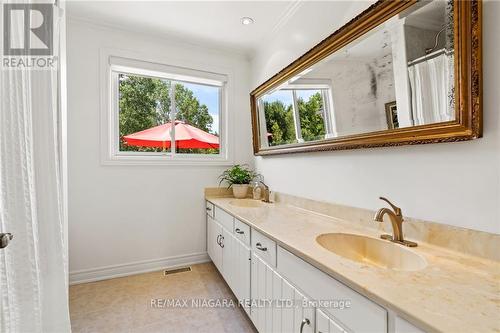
left=260, top=81, right=336, bottom=147
left=117, top=74, right=220, bottom=155
left=102, top=53, right=230, bottom=165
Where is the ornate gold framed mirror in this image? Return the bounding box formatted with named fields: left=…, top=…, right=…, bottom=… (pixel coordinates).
left=250, top=0, right=482, bottom=156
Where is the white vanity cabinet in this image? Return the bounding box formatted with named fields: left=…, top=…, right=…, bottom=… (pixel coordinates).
left=205, top=200, right=427, bottom=333
left=206, top=204, right=251, bottom=310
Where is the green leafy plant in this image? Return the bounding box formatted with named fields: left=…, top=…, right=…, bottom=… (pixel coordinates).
left=219, top=164, right=259, bottom=188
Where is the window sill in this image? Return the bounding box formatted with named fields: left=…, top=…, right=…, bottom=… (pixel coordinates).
left=101, top=153, right=234, bottom=166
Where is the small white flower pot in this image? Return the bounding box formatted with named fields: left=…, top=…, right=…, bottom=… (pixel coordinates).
left=232, top=184, right=249, bottom=199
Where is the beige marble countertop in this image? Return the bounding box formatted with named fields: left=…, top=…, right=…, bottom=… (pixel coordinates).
left=206, top=196, right=500, bottom=333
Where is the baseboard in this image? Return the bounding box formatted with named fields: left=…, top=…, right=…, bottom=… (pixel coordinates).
left=69, top=252, right=210, bottom=285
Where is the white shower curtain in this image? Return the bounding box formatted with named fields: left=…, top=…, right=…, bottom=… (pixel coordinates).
left=408, top=53, right=453, bottom=125
left=0, top=1, right=71, bottom=332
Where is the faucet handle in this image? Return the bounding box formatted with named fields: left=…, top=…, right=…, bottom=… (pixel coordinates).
left=379, top=197, right=402, bottom=217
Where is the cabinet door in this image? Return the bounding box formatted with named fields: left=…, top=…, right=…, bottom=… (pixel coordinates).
left=221, top=228, right=234, bottom=287
left=328, top=318, right=345, bottom=333
left=316, top=309, right=346, bottom=333
left=251, top=251, right=315, bottom=333
left=316, top=309, right=330, bottom=333
left=251, top=252, right=278, bottom=332
left=294, top=289, right=314, bottom=333
left=207, top=217, right=223, bottom=272
left=271, top=271, right=283, bottom=333
left=281, top=278, right=295, bottom=333
left=251, top=252, right=267, bottom=332
left=222, top=229, right=251, bottom=312
left=233, top=236, right=251, bottom=313
left=281, top=276, right=315, bottom=333
left=207, top=216, right=214, bottom=260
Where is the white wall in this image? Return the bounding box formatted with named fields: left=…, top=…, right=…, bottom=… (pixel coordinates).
left=67, top=19, right=253, bottom=279
left=251, top=1, right=500, bottom=234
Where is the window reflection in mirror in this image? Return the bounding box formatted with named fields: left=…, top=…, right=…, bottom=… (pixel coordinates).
left=259, top=84, right=336, bottom=147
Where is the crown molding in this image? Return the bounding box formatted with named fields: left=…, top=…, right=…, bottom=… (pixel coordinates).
left=269, top=1, right=304, bottom=38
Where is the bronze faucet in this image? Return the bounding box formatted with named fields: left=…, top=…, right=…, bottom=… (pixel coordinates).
left=259, top=181, right=271, bottom=203
left=374, top=197, right=417, bottom=247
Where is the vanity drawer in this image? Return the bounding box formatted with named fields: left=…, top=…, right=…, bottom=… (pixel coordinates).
left=251, top=229, right=276, bottom=267
left=234, top=219, right=250, bottom=246
left=205, top=201, right=215, bottom=218
left=277, top=246, right=387, bottom=333
left=214, top=206, right=234, bottom=231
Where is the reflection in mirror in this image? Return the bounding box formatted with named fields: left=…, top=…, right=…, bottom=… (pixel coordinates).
left=257, top=0, right=455, bottom=149
left=259, top=84, right=333, bottom=147
left=259, top=90, right=296, bottom=147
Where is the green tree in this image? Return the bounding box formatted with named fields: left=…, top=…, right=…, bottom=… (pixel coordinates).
left=118, top=74, right=215, bottom=153
left=297, top=92, right=326, bottom=141
left=174, top=84, right=213, bottom=133
left=263, top=100, right=296, bottom=146
left=263, top=92, right=326, bottom=146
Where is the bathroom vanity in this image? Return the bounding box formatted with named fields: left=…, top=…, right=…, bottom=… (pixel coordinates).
left=205, top=194, right=499, bottom=333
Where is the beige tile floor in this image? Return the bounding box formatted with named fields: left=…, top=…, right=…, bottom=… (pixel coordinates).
left=69, top=263, right=257, bottom=333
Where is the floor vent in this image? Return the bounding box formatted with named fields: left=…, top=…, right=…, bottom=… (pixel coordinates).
left=164, top=266, right=192, bottom=275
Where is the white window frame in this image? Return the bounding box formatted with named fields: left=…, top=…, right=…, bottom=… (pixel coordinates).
left=100, top=48, right=234, bottom=166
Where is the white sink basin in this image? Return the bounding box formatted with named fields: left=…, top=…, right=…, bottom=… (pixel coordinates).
left=229, top=199, right=264, bottom=208
left=316, top=233, right=427, bottom=271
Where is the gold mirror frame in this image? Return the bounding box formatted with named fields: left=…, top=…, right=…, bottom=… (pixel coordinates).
left=250, top=0, right=482, bottom=156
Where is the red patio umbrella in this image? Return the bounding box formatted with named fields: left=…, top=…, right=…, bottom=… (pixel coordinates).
left=123, top=121, right=219, bottom=149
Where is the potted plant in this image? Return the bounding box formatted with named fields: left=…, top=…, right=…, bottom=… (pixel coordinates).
left=219, top=164, right=259, bottom=199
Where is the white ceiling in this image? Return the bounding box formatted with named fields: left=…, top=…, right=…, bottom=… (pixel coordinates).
left=66, top=1, right=302, bottom=55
